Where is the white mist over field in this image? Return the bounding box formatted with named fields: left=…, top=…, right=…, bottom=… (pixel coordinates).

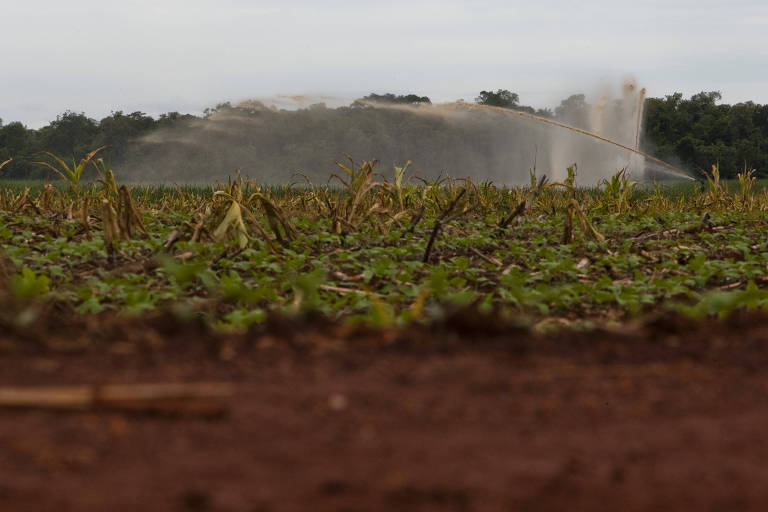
left=546, top=78, right=647, bottom=182
left=126, top=78, right=686, bottom=185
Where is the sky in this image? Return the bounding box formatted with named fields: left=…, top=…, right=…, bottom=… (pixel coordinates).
left=2, top=0, right=768, bottom=127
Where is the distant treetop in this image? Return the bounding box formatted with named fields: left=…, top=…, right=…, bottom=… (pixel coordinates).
left=475, top=89, right=553, bottom=118
left=475, top=89, right=520, bottom=109
left=355, top=93, right=431, bottom=106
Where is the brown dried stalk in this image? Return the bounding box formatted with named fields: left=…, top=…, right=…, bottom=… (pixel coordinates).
left=498, top=175, right=548, bottom=230
left=0, top=382, right=235, bottom=418
left=423, top=189, right=471, bottom=263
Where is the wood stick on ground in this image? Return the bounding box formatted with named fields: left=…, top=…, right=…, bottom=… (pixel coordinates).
left=407, top=206, right=426, bottom=234
left=331, top=271, right=366, bottom=282
left=423, top=189, right=467, bottom=263
left=0, top=382, right=235, bottom=418
left=628, top=228, right=680, bottom=243
left=164, top=229, right=182, bottom=250
left=318, top=284, right=381, bottom=297
left=501, top=263, right=522, bottom=275
left=187, top=212, right=208, bottom=243
left=469, top=247, right=502, bottom=267
left=498, top=175, right=548, bottom=230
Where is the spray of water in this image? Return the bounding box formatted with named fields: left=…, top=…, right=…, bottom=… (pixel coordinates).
left=126, top=79, right=693, bottom=184
left=435, top=100, right=692, bottom=180
left=634, top=86, right=646, bottom=151
left=352, top=78, right=691, bottom=182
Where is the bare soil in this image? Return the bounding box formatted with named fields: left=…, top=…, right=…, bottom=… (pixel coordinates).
left=1, top=309, right=768, bottom=511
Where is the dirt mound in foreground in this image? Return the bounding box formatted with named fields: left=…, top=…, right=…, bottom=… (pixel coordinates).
left=1, top=310, right=767, bottom=511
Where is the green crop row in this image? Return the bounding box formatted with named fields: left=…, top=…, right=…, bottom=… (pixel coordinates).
left=1, top=156, right=767, bottom=331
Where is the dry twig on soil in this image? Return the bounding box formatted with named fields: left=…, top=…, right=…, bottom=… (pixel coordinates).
left=0, top=382, right=235, bottom=418
left=423, top=189, right=471, bottom=263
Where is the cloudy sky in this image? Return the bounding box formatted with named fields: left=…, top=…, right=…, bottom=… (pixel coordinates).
left=2, top=0, right=767, bottom=127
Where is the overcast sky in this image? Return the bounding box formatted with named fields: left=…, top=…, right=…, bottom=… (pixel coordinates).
left=2, top=0, right=767, bottom=127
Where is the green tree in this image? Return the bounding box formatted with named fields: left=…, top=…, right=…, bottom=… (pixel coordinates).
left=0, top=121, right=36, bottom=177
left=94, top=111, right=157, bottom=160
left=475, top=89, right=519, bottom=109
left=353, top=93, right=431, bottom=107
left=37, top=111, right=99, bottom=159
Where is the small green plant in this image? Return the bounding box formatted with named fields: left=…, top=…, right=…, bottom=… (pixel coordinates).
left=157, top=255, right=209, bottom=288
left=330, top=155, right=381, bottom=228
left=32, top=147, right=105, bottom=198
left=601, top=168, right=637, bottom=213
left=10, top=267, right=50, bottom=299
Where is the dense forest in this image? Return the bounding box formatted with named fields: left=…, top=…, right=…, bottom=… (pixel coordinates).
left=1, top=90, right=767, bottom=182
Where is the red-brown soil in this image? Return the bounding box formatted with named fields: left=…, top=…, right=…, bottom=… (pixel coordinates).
left=1, top=309, right=768, bottom=511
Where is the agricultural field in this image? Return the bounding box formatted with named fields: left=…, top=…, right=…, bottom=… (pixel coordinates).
left=1, top=157, right=767, bottom=329
left=3, top=155, right=768, bottom=510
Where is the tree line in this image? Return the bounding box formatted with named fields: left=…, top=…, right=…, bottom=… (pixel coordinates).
left=1, top=90, right=767, bottom=181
